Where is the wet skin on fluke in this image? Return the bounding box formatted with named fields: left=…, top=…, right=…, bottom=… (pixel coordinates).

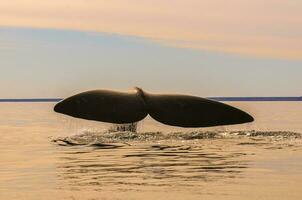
left=54, top=87, right=254, bottom=127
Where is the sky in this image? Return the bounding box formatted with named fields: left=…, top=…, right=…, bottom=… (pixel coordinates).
left=0, top=1, right=301, bottom=98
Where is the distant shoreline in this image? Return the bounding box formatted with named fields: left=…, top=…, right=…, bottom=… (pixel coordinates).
left=209, top=97, right=302, bottom=101
left=0, top=98, right=62, bottom=102
left=0, top=97, right=301, bottom=102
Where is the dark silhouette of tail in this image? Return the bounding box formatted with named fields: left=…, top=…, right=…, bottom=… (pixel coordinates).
left=54, top=87, right=254, bottom=127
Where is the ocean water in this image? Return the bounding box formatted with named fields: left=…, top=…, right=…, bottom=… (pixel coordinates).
left=0, top=102, right=302, bottom=200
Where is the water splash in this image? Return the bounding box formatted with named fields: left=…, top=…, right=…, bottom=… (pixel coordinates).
left=52, top=129, right=301, bottom=147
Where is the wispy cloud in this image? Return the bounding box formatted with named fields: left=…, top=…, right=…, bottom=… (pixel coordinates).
left=0, top=0, right=301, bottom=59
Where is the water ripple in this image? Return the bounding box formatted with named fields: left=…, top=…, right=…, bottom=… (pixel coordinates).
left=52, top=130, right=302, bottom=192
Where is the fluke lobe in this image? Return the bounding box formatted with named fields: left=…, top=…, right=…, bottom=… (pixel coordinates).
left=54, top=87, right=254, bottom=127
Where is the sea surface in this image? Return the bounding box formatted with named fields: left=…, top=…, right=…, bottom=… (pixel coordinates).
left=0, top=102, right=302, bottom=200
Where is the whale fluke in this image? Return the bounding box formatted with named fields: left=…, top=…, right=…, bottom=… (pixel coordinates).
left=144, top=93, right=253, bottom=127
left=54, top=87, right=254, bottom=127
left=54, top=90, right=147, bottom=124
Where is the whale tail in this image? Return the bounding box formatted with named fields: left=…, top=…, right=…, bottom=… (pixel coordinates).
left=54, top=87, right=254, bottom=128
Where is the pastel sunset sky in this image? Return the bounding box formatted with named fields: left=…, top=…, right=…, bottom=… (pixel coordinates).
left=0, top=0, right=301, bottom=97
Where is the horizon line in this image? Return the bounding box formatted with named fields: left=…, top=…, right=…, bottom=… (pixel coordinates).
left=0, top=97, right=301, bottom=102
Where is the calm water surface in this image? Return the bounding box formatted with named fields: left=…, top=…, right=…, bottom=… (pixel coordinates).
left=0, top=102, right=302, bottom=200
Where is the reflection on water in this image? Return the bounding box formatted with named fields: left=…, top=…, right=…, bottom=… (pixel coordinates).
left=56, top=142, right=248, bottom=190
left=52, top=129, right=302, bottom=199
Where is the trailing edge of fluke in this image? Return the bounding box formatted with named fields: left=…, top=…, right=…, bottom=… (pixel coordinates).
left=54, top=87, right=254, bottom=127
